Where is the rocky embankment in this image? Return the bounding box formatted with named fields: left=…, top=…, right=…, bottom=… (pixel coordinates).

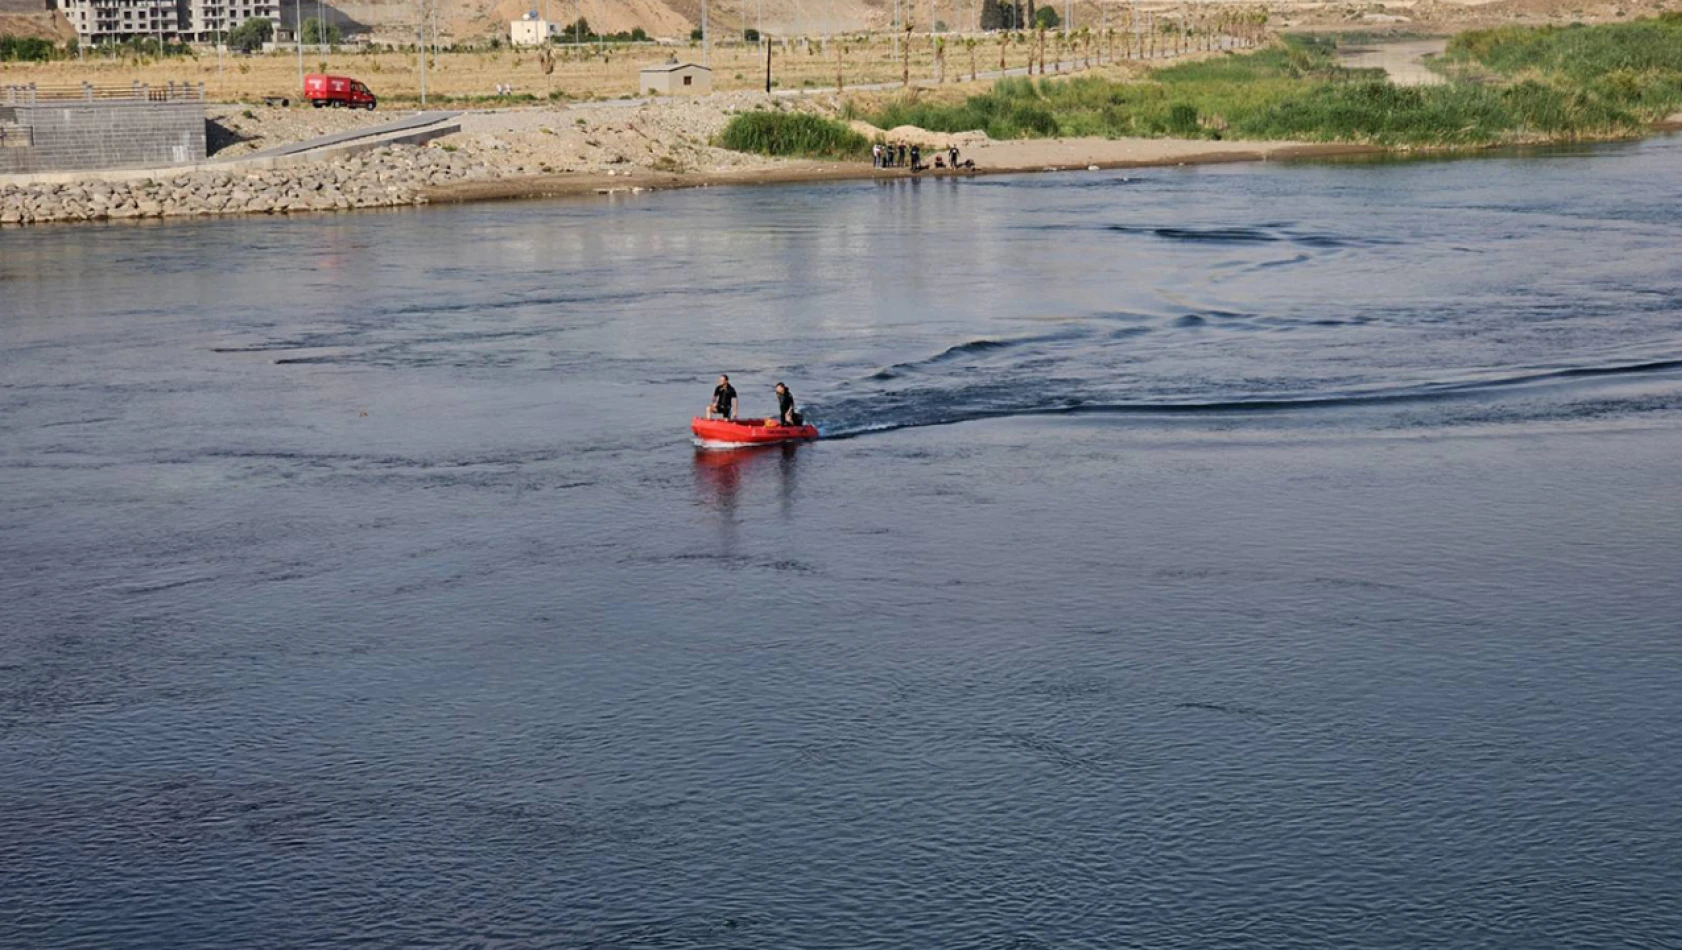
left=0, top=144, right=501, bottom=226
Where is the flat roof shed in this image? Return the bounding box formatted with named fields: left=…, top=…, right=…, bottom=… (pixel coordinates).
left=639, top=62, right=712, bottom=96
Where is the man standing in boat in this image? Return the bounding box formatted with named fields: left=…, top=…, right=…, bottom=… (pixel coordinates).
left=774, top=382, right=803, bottom=427
left=707, top=374, right=738, bottom=420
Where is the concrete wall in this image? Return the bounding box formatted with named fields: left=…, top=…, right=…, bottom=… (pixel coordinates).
left=0, top=100, right=206, bottom=174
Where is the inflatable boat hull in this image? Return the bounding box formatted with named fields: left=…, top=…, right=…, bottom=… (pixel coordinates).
left=691, top=417, right=819, bottom=448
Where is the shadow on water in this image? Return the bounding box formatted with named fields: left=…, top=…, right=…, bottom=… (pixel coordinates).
left=692, top=443, right=805, bottom=526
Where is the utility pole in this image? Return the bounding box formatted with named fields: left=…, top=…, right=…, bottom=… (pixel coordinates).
left=418, top=2, right=427, bottom=104
left=296, top=0, right=304, bottom=87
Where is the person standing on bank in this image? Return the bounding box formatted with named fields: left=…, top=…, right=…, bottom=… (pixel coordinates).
left=707, top=374, right=738, bottom=420
left=774, top=382, right=803, bottom=426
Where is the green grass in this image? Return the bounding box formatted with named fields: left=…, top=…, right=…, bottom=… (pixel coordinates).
left=865, top=21, right=1682, bottom=148
left=716, top=111, right=872, bottom=159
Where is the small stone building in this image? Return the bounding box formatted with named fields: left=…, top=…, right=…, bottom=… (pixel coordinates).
left=638, top=62, right=711, bottom=96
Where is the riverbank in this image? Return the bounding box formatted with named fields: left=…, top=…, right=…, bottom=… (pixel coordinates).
left=423, top=138, right=1381, bottom=205
left=11, top=107, right=1682, bottom=225
left=0, top=144, right=498, bottom=224
left=1, top=119, right=1387, bottom=225
left=6, top=84, right=1369, bottom=226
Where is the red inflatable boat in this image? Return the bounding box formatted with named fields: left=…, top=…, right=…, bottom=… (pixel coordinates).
left=691, top=416, right=819, bottom=448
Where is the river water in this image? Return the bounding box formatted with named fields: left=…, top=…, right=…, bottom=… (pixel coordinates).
left=4, top=137, right=1682, bottom=948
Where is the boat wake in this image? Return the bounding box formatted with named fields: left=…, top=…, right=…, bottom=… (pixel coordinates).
left=808, top=346, right=1682, bottom=439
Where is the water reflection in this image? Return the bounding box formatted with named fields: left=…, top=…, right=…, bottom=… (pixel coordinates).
left=692, top=442, right=804, bottom=523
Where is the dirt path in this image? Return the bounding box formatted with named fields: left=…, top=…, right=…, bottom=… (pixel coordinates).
left=1337, top=39, right=1450, bottom=86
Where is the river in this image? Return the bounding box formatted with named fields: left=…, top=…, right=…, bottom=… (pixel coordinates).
left=4, top=136, right=1682, bottom=948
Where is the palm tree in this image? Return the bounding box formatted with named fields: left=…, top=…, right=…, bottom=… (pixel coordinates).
left=934, top=35, right=945, bottom=84
left=966, top=36, right=978, bottom=81
left=998, top=29, right=1009, bottom=70
left=903, top=20, right=913, bottom=87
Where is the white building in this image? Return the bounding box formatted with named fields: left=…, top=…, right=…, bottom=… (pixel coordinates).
left=509, top=12, right=555, bottom=47
left=57, top=0, right=279, bottom=43
left=58, top=0, right=183, bottom=42
left=183, top=0, right=281, bottom=42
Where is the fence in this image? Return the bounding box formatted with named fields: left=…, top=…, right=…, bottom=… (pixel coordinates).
left=2, top=81, right=207, bottom=106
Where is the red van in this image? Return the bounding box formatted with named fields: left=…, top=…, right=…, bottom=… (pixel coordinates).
left=304, top=74, right=377, bottom=111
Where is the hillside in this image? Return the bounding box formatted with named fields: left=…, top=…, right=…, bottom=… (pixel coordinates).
left=0, top=6, right=75, bottom=42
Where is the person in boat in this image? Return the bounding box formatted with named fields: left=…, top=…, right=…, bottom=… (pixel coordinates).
left=773, top=382, right=803, bottom=427
left=707, top=374, right=738, bottom=420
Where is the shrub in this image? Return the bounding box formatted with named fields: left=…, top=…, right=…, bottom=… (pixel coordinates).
left=301, top=17, right=341, bottom=45
left=1167, top=103, right=1199, bottom=135
left=717, top=111, right=871, bottom=159
left=226, top=17, right=273, bottom=53
left=0, top=35, right=57, bottom=62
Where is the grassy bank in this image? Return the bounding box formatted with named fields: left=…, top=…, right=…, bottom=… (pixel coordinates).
left=868, top=19, right=1682, bottom=147
left=716, top=111, right=871, bottom=160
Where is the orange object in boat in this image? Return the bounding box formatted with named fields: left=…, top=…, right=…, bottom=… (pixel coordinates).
left=691, top=416, right=819, bottom=448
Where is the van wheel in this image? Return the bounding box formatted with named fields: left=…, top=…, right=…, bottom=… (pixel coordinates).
left=366, top=101, right=376, bottom=111
left=311, top=100, right=323, bottom=108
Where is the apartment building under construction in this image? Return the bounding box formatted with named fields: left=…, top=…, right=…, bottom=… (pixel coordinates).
left=55, top=0, right=281, bottom=44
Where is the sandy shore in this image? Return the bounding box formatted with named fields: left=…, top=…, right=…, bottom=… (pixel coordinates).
left=422, top=137, right=1382, bottom=204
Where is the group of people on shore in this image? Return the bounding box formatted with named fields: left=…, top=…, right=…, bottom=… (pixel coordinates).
left=872, top=143, right=977, bottom=173
left=705, top=375, right=804, bottom=427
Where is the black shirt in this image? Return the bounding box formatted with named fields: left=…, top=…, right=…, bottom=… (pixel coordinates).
left=777, top=389, right=795, bottom=421
left=713, top=383, right=736, bottom=415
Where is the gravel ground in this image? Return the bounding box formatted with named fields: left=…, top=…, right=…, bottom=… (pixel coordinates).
left=207, top=104, right=395, bottom=157
left=444, top=93, right=795, bottom=176
left=205, top=94, right=797, bottom=175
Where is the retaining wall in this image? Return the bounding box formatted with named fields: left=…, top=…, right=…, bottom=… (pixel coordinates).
left=0, top=100, right=206, bottom=174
